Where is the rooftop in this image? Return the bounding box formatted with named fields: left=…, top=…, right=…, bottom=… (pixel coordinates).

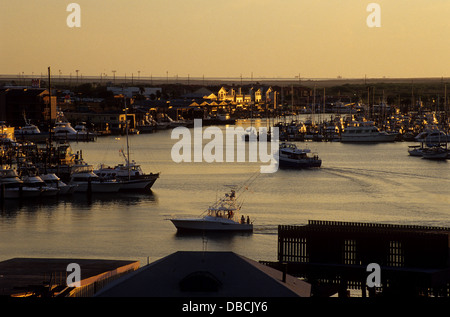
left=94, top=251, right=311, bottom=297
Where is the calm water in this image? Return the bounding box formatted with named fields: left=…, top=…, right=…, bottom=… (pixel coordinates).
left=1, top=119, right=450, bottom=265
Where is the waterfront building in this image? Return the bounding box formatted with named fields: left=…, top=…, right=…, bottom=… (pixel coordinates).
left=262, top=220, right=450, bottom=297
left=0, top=87, right=57, bottom=129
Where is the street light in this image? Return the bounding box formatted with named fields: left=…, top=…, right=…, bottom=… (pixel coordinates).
left=112, top=70, right=116, bottom=85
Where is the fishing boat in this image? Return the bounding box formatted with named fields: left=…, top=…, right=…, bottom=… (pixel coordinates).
left=69, top=163, right=122, bottom=193
left=53, top=121, right=96, bottom=141
left=95, top=157, right=159, bottom=191
left=170, top=189, right=253, bottom=232
left=421, top=144, right=448, bottom=160
left=415, top=126, right=449, bottom=143
left=0, top=166, right=41, bottom=199
left=278, top=142, right=322, bottom=168
left=408, top=145, right=424, bottom=157
left=40, top=173, right=77, bottom=194
left=95, top=100, right=159, bottom=191
left=340, top=121, right=397, bottom=143
left=21, top=174, right=60, bottom=197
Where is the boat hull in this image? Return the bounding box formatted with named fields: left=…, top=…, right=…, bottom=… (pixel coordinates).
left=117, top=175, right=159, bottom=191
left=170, top=218, right=253, bottom=232
left=279, top=157, right=322, bottom=169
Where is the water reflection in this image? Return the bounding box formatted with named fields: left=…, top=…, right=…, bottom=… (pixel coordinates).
left=0, top=190, right=157, bottom=218
left=69, top=190, right=157, bottom=208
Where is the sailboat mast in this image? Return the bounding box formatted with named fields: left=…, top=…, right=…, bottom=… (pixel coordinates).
left=124, top=97, right=130, bottom=181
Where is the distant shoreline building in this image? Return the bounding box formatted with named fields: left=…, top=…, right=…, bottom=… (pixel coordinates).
left=0, top=87, right=57, bottom=129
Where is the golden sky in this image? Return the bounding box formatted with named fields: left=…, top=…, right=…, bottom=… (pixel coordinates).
left=1, top=0, right=449, bottom=79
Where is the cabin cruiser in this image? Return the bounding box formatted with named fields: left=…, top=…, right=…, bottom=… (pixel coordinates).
left=14, top=124, right=49, bottom=143
left=53, top=121, right=96, bottom=141
left=94, top=159, right=159, bottom=191
left=408, top=145, right=424, bottom=157
left=421, top=144, right=449, bottom=160
left=95, top=100, right=160, bottom=191
left=21, top=174, right=60, bottom=197
left=0, top=166, right=41, bottom=199
left=414, top=126, right=449, bottom=143
left=14, top=123, right=41, bottom=135
left=69, top=163, right=121, bottom=193
left=170, top=189, right=253, bottom=232
left=278, top=142, right=322, bottom=168
left=40, top=173, right=77, bottom=194
left=340, top=121, right=397, bottom=143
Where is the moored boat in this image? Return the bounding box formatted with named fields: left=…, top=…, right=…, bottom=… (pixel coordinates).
left=69, top=163, right=122, bottom=193
left=95, top=99, right=160, bottom=191
left=408, top=145, right=424, bottom=157
left=95, top=159, right=159, bottom=191
left=40, top=173, right=77, bottom=194
left=53, top=121, right=96, bottom=141
left=21, top=174, right=59, bottom=197
left=414, top=126, right=449, bottom=143
left=0, top=166, right=41, bottom=199
left=340, top=121, right=397, bottom=143
left=421, top=144, right=448, bottom=160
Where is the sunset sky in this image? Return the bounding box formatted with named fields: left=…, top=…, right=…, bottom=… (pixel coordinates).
left=1, top=0, right=449, bottom=80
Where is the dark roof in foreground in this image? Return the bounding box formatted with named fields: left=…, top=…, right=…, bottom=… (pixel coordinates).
left=94, top=251, right=311, bottom=297
left=0, top=258, right=139, bottom=297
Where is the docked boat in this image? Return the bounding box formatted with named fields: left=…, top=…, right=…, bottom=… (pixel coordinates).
left=40, top=173, right=77, bottom=194
left=14, top=124, right=49, bottom=143
left=21, top=174, right=60, bottom=197
left=170, top=189, right=253, bottom=232
left=340, top=121, right=397, bottom=143
left=421, top=144, right=448, bottom=160
left=0, top=166, right=41, bottom=199
left=415, top=127, right=449, bottom=143
left=95, top=100, right=159, bottom=191
left=95, top=159, right=159, bottom=191
left=408, top=145, right=424, bottom=157
left=278, top=142, right=322, bottom=168
left=53, top=121, right=96, bottom=141
left=69, top=163, right=122, bottom=193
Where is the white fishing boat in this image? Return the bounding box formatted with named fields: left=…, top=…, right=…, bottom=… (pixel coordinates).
left=415, top=126, right=449, bottom=143
left=21, top=174, right=60, bottom=197
left=95, top=100, right=159, bottom=191
left=170, top=189, right=253, bottom=232
left=40, top=173, right=77, bottom=194
left=278, top=142, right=322, bottom=168
left=95, top=159, right=159, bottom=191
left=340, top=121, right=397, bottom=143
left=53, top=121, right=96, bottom=141
left=69, top=163, right=122, bottom=193
left=0, top=166, right=41, bottom=199
left=14, top=123, right=41, bottom=135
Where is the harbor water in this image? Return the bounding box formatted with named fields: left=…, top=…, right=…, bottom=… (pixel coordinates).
left=1, top=119, right=450, bottom=266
